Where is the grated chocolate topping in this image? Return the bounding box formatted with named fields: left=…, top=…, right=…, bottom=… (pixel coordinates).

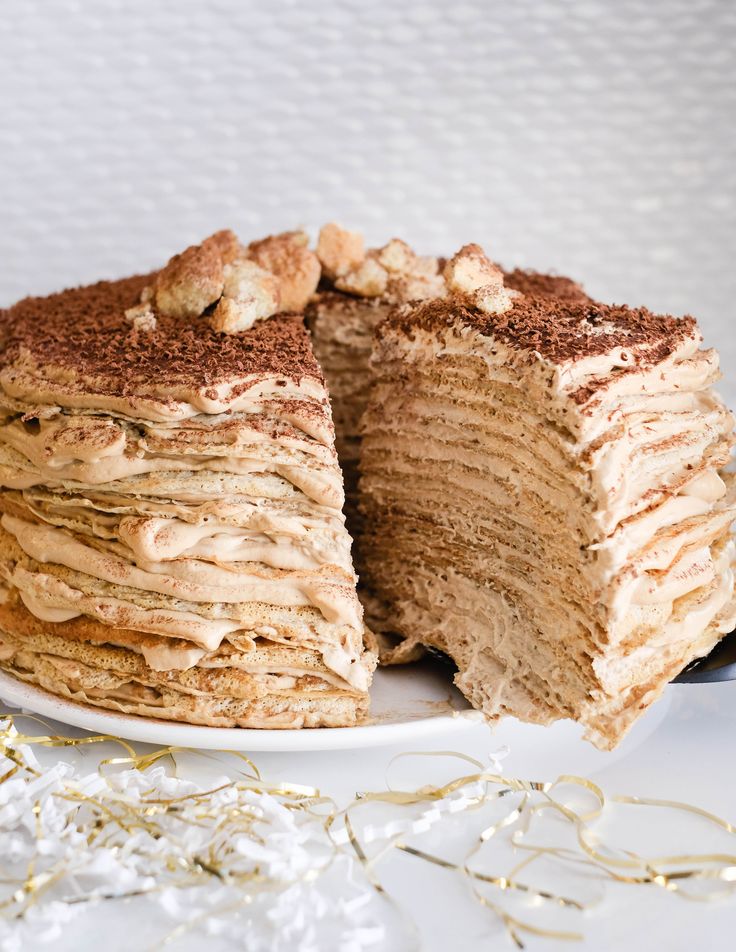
left=306, top=289, right=389, bottom=323
left=0, top=273, right=324, bottom=395
left=502, top=268, right=591, bottom=304
left=384, top=295, right=699, bottom=371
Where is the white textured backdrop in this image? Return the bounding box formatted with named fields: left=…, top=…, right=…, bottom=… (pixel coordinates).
left=1, top=0, right=734, bottom=401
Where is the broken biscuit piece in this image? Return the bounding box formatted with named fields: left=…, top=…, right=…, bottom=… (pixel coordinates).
left=210, top=258, right=281, bottom=334
left=247, top=231, right=320, bottom=312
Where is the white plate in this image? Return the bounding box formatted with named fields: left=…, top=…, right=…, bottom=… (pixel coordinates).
left=0, top=660, right=478, bottom=751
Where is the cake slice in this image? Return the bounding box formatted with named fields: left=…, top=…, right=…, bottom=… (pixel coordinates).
left=0, top=230, right=376, bottom=728
left=359, top=244, right=736, bottom=748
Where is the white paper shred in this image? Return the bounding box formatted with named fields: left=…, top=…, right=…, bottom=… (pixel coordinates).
left=0, top=720, right=388, bottom=952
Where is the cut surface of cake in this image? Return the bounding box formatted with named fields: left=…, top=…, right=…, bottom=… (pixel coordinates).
left=305, top=225, right=445, bottom=592
left=0, top=230, right=376, bottom=728
left=359, top=244, right=736, bottom=748
left=306, top=224, right=593, bottom=635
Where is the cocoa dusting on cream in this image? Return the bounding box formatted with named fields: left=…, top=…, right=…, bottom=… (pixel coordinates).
left=384, top=295, right=698, bottom=372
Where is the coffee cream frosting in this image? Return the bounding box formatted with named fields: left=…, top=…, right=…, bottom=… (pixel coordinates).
left=359, top=244, right=736, bottom=748
left=0, top=229, right=376, bottom=728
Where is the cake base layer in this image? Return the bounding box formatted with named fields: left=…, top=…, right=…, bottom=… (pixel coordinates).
left=0, top=601, right=369, bottom=729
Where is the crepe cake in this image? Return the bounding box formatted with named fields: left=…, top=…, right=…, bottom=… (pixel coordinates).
left=359, top=243, right=736, bottom=748
left=305, top=223, right=591, bottom=632
left=0, top=229, right=377, bottom=728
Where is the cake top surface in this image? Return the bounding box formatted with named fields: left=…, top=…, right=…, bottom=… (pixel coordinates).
left=385, top=293, right=698, bottom=370
left=0, top=231, right=325, bottom=401
left=0, top=276, right=322, bottom=390
left=380, top=242, right=700, bottom=378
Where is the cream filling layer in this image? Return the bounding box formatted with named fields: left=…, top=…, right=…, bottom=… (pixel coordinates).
left=19, top=496, right=351, bottom=573
left=597, top=541, right=736, bottom=692
left=2, top=514, right=362, bottom=629
left=0, top=418, right=344, bottom=509
left=0, top=364, right=330, bottom=425
left=365, top=330, right=735, bottom=618
left=7, top=570, right=370, bottom=689
left=31, top=653, right=358, bottom=696
left=21, top=486, right=346, bottom=535
left=361, top=407, right=735, bottom=625
left=116, top=516, right=352, bottom=572
left=379, top=323, right=723, bottom=445
left=369, top=323, right=733, bottom=562
left=370, top=353, right=732, bottom=537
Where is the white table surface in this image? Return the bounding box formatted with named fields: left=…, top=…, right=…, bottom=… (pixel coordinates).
left=3, top=678, right=736, bottom=952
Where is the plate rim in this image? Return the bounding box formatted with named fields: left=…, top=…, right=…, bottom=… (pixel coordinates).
left=0, top=669, right=480, bottom=752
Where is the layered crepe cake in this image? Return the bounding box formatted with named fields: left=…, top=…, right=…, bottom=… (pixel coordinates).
left=359, top=243, right=736, bottom=748
left=0, top=229, right=376, bottom=728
